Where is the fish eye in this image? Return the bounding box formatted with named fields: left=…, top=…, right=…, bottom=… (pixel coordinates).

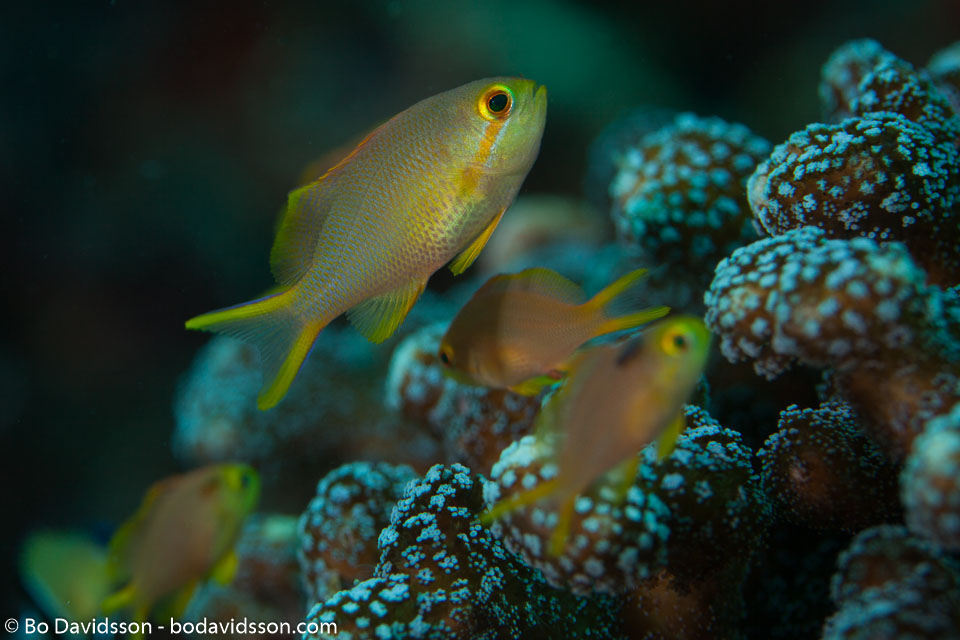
left=661, top=329, right=691, bottom=356
left=488, top=92, right=509, bottom=113
left=478, top=86, right=513, bottom=120
left=438, top=346, right=452, bottom=365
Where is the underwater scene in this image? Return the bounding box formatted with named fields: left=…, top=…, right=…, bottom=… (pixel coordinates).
left=5, top=1, right=960, bottom=638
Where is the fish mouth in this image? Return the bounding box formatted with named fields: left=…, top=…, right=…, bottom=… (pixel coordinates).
left=531, top=83, right=548, bottom=119
left=533, top=83, right=547, bottom=105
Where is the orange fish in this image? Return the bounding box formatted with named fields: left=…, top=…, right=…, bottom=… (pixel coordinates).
left=187, top=78, right=547, bottom=409
left=439, top=267, right=669, bottom=394
left=482, top=316, right=712, bottom=555
left=101, top=464, right=260, bottom=624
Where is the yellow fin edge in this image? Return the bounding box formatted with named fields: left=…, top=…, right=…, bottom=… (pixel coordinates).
left=596, top=306, right=670, bottom=336
left=257, top=321, right=323, bottom=410
left=479, top=477, right=560, bottom=526
left=449, top=207, right=506, bottom=276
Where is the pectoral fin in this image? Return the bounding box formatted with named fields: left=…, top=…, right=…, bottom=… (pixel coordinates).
left=509, top=373, right=564, bottom=396
left=449, top=207, right=505, bottom=275
left=657, top=412, right=686, bottom=461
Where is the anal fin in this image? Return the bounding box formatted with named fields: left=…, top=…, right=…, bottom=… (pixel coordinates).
left=347, top=278, right=427, bottom=343
left=449, top=207, right=505, bottom=275
left=479, top=477, right=560, bottom=526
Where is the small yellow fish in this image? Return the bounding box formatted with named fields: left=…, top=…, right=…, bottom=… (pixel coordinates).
left=101, top=464, right=260, bottom=625
left=481, top=316, right=711, bottom=555
left=439, top=267, right=669, bottom=394
left=187, top=78, right=548, bottom=409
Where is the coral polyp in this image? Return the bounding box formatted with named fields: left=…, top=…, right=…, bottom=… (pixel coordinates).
left=297, top=462, right=417, bottom=604
left=705, top=227, right=928, bottom=377
left=758, top=401, right=900, bottom=532
left=824, top=526, right=960, bottom=639
left=901, top=403, right=960, bottom=550
left=610, top=113, right=770, bottom=273
left=819, top=39, right=896, bottom=120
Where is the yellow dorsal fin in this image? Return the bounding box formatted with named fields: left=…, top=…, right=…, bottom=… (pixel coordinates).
left=270, top=183, right=333, bottom=285
left=347, top=278, right=427, bottom=343
left=478, top=267, right=585, bottom=305
left=449, top=207, right=506, bottom=275
left=271, top=124, right=385, bottom=286
left=657, top=411, right=686, bottom=460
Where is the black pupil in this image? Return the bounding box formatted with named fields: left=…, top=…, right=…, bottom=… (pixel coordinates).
left=673, top=334, right=687, bottom=349
left=488, top=92, right=508, bottom=113
left=440, top=351, right=449, bottom=364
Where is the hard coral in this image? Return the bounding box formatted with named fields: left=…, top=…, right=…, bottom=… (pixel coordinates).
left=819, top=39, right=899, bottom=122
left=762, top=41, right=960, bottom=285
left=758, top=401, right=900, bottom=532
left=901, top=402, right=960, bottom=550
left=174, top=330, right=435, bottom=509
left=385, top=324, right=541, bottom=474
left=610, top=113, right=770, bottom=292
left=304, top=464, right=624, bottom=640
left=298, top=462, right=417, bottom=604
left=184, top=514, right=304, bottom=639
left=706, top=227, right=960, bottom=459
left=747, top=114, right=960, bottom=285
left=853, top=58, right=960, bottom=143
left=928, top=41, right=960, bottom=116
left=823, top=525, right=960, bottom=639
left=705, top=227, right=929, bottom=377
left=485, top=405, right=767, bottom=604
left=826, top=358, right=960, bottom=461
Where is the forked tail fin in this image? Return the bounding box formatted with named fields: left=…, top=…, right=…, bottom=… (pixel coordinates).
left=185, top=291, right=325, bottom=410
left=584, top=268, right=670, bottom=336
